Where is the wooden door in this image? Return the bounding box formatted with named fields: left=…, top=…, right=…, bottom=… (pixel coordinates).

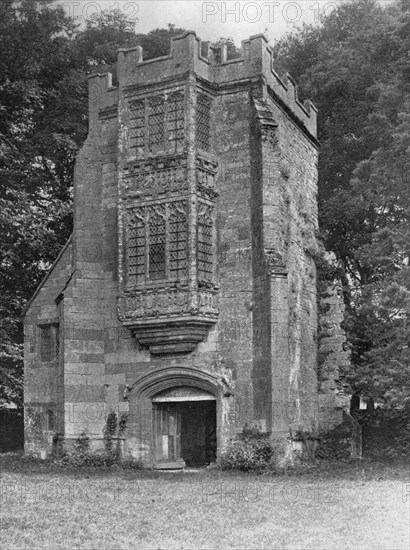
left=154, top=403, right=181, bottom=462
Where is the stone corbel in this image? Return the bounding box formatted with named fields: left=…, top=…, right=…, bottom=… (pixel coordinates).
left=265, top=247, right=287, bottom=276
left=123, top=384, right=131, bottom=401
left=260, top=121, right=278, bottom=147
left=219, top=378, right=234, bottom=397
left=253, top=97, right=278, bottom=147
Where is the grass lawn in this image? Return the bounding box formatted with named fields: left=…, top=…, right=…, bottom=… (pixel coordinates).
left=0, top=456, right=409, bottom=550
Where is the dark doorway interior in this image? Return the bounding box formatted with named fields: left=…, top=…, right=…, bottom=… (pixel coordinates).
left=180, top=401, right=216, bottom=467
left=153, top=399, right=216, bottom=467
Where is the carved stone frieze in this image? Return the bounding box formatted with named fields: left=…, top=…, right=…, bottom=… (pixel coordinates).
left=119, top=286, right=219, bottom=322
left=124, top=156, right=188, bottom=199
left=122, top=287, right=190, bottom=320
left=125, top=200, right=185, bottom=226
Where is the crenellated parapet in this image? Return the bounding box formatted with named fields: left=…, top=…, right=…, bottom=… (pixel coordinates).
left=87, top=71, right=118, bottom=127
left=87, top=31, right=316, bottom=139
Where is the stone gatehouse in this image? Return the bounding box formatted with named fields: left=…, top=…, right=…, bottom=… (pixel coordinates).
left=23, top=32, right=349, bottom=466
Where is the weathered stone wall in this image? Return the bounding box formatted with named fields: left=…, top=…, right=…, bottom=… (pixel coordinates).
left=263, top=92, right=319, bottom=436
left=58, top=86, right=109, bottom=447
left=213, top=89, right=254, bottom=435
left=248, top=85, right=319, bottom=438
left=318, top=264, right=351, bottom=430
left=24, top=241, right=72, bottom=456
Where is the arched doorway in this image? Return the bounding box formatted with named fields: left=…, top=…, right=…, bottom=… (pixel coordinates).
left=152, top=386, right=217, bottom=468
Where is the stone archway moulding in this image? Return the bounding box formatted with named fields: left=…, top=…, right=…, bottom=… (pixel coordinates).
left=126, top=366, right=225, bottom=400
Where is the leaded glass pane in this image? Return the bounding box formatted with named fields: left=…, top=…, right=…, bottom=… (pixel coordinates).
left=148, top=96, right=165, bottom=154
left=149, top=213, right=166, bottom=280
left=55, top=326, right=60, bottom=362
left=196, top=94, right=211, bottom=152
left=129, top=100, right=145, bottom=157
left=40, top=325, right=59, bottom=362
left=167, top=91, right=184, bottom=153
left=169, top=209, right=187, bottom=279
left=128, top=218, right=145, bottom=284
left=198, top=214, right=213, bottom=280
left=40, top=325, right=53, bottom=362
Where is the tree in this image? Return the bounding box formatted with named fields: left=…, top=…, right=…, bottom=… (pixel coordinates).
left=0, top=0, right=79, bottom=408
left=272, top=0, right=410, bottom=408
left=73, top=8, right=138, bottom=68
left=135, top=24, right=189, bottom=61
left=211, top=36, right=241, bottom=61
left=0, top=1, right=187, bottom=408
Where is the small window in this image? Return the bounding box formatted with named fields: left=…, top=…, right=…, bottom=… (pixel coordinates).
left=40, top=324, right=59, bottom=362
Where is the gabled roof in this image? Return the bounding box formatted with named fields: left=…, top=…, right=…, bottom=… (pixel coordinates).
left=22, top=235, right=73, bottom=317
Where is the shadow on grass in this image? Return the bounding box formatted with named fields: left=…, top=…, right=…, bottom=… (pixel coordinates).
left=1, top=452, right=408, bottom=482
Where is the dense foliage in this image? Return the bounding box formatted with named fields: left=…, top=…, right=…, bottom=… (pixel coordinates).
left=315, top=422, right=354, bottom=460
left=1, top=0, right=78, bottom=407
left=220, top=429, right=280, bottom=472
left=0, top=1, right=408, bottom=425
left=357, top=408, right=410, bottom=459
left=0, top=1, right=185, bottom=408
left=273, top=0, right=410, bottom=410
left=52, top=417, right=142, bottom=469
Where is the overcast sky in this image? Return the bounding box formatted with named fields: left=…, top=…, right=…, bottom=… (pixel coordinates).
left=61, top=0, right=345, bottom=46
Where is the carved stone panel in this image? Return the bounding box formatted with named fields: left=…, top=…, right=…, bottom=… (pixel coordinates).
left=196, top=156, right=218, bottom=200
left=124, top=156, right=188, bottom=199
left=120, top=286, right=219, bottom=322
left=122, top=287, right=190, bottom=320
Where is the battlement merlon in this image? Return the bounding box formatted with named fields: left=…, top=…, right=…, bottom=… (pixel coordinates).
left=87, top=71, right=118, bottom=127
left=87, top=31, right=317, bottom=139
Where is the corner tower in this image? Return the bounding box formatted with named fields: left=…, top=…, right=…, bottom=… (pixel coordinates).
left=24, top=33, right=324, bottom=466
